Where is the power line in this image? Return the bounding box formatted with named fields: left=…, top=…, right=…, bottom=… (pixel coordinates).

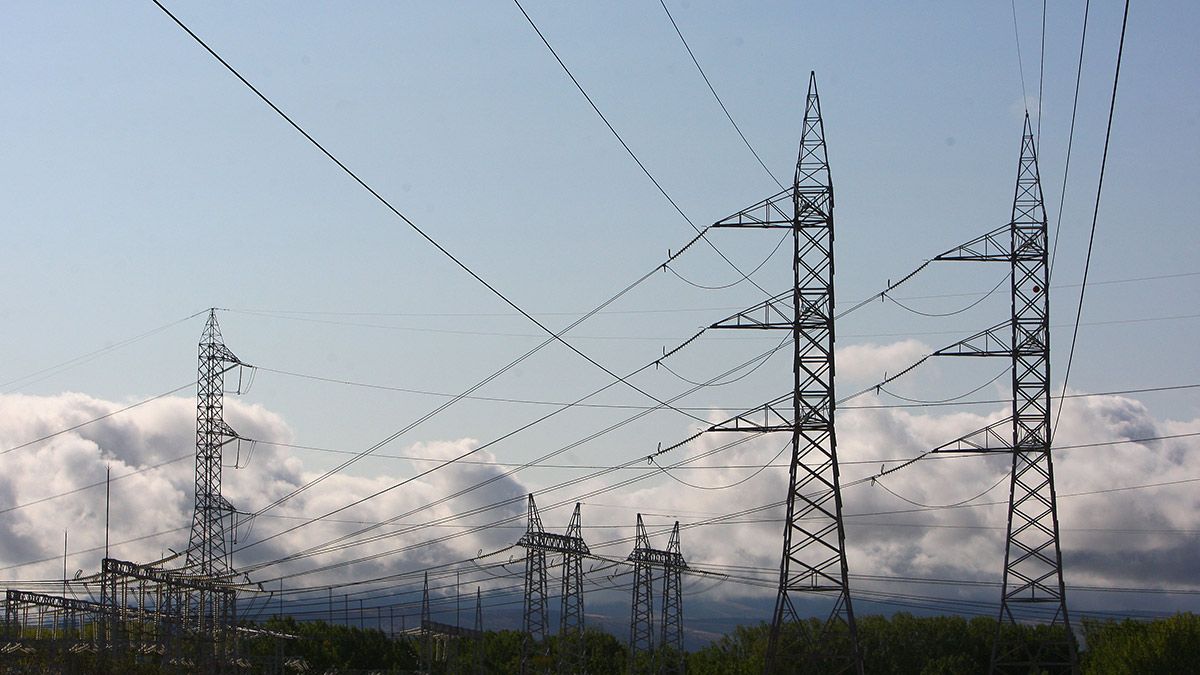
left=1053, top=0, right=1130, bottom=437
left=0, top=309, right=207, bottom=392
left=658, top=0, right=785, bottom=190
left=510, top=0, right=773, bottom=299
left=0, top=381, right=196, bottom=457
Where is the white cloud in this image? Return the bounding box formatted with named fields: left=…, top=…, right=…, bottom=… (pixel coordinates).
left=1, top=385, right=1195, bottom=625
left=836, top=339, right=931, bottom=382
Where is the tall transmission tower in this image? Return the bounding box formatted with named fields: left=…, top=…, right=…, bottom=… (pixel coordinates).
left=421, top=571, right=432, bottom=673
left=474, top=587, right=485, bottom=675
left=185, top=309, right=243, bottom=671
left=626, top=515, right=688, bottom=675
left=558, top=503, right=589, bottom=674
left=932, top=116, right=1076, bottom=673
left=659, top=521, right=687, bottom=675
left=517, top=494, right=550, bottom=674
left=186, top=309, right=241, bottom=577
left=627, top=514, right=656, bottom=674
left=516, top=496, right=590, bottom=673
left=707, top=72, right=861, bottom=673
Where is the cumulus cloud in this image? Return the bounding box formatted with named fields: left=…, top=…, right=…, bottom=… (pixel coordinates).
left=0, top=378, right=1195, bottom=630
left=0, top=392, right=529, bottom=593
left=836, top=339, right=931, bottom=382
left=607, top=382, right=1200, bottom=619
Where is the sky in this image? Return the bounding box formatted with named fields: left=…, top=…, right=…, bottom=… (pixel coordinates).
left=1, top=0, right=1198, bottom=644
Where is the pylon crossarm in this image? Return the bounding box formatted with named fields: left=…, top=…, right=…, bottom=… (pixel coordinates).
left=932, top=416, right=1014, bottom=453
left=933, top=320, right=1013, bottom=357
left=933, top=223, right=1012, bottom=262
left=706, top=392, right=795, bottom=433
left=712, top=186, right=796, bottom=229
left=710, top=289, right=794, bottom=329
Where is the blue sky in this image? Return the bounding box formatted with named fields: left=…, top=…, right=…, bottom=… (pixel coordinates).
left=1, top=0, right=1198, bottom=636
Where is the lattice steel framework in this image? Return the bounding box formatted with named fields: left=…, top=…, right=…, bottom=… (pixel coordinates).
left=421, top=572, right=432, bottom=673
left=626, top=515, right=688, bottom=675
left=658, top=521, right=686, bottom=675
left=474, top=587, right=485, bottom=675
left=517, top=494, right=550, bottom=674
left=515, top=496, right=590, bottom=673
left=558, top=503, right=588, bottom=674
left=627, top=515, right=656, bottom=673
left=932, top=116, right=1076, bottom=673
left=708, top=72, right=861, bottom=674
left=186, top=309, right=241, bottom=579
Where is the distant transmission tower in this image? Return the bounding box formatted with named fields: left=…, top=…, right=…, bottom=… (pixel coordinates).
left=932, top=116, right=1076, bottom=673
left=708, top=72, right=861, bottom=673
left=421, top=571, right=432, bottom=673
left=627, top=514, right=656, bottom=673
left=474, top=587, right=485, bottom=675
left=517, top=495, right=550, bottom=674
left=558, top=503, right=590, bottom=674
left=626, top=515, right=688, bottom=675
left=516, top=496, right=590, bottom=673
left=659, top=521, right=687, bottom=675
left=186, top=309, right=241, bottom=577
left=184, top=309, right=243, bottom=670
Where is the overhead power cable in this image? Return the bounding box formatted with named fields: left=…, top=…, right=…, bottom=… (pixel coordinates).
left=1037, top=0, right=1047, bottom=140
left=0, top=309, right=207, bottom=393
left=239, top=228, right=715, bottom=524
left=0, top=381, right=197, bottom=457
left=886, top=273, right=1008, bottom=317
left=151, top=1, right=727, bottom=515
left=1050, top=0, right=1092, bottom=276
left=235, top=334, right=788, bottom=563
left=1011, top=0, right=1030, bottom=107
left=511, top=0, right=773, bottom=299
left=658, top=0, right=785, bottom=190
left=1053, top=0, right=1130, bottom=437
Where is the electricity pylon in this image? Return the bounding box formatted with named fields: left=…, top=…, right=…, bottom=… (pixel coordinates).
left=421, top=572, right=432, bottom=673
left=184, top=309, right=242, bottom=671
left=186, top=309, right=241, bottom=577
left=518, top=494, right=592, bottom=674
left=627, top=515, right=688, bottom=675
left=517, top=496, right=590, bottom=673
left=659, top=522, right=686, bottom=675
left=474, top=587, right=485, bottom=675
left=627, top=515, right=656, bottom=674
left=708, top=72, right=861, bottom=674
left=932, top=116, right=1076, bottom=673
left=559, top=503, right=589, bottom=674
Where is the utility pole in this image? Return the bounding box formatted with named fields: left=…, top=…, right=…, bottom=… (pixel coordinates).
left=931, top=116, right=1076, bottom=673
left=707, top=72, right=861, bottom=673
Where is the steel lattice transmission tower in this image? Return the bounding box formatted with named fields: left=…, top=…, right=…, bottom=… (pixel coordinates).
left=558, top=502, right=589, bottom=675
left=474, top=587, right=485, bottom=675
left=626, top=515, right=688, bottom=675
left=516, top=496, right=590, bottom=673
left=421, top=571, right=432, bottom=673
left=627, top=514, right=656, bottom=673
left=517, top=494, right=550, bottom=674
left=184, top=309, right=243, bottom=672
left=932, top=116, right=1076, bottom=673
left=186, top=309, right=241, bottom=577
left=658, top=521, right=687, bottom=675
left=706, top=72, right=861, bottom=674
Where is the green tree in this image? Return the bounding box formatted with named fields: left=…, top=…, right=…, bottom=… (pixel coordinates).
left=1083, top=613, right=1200, bottom=674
